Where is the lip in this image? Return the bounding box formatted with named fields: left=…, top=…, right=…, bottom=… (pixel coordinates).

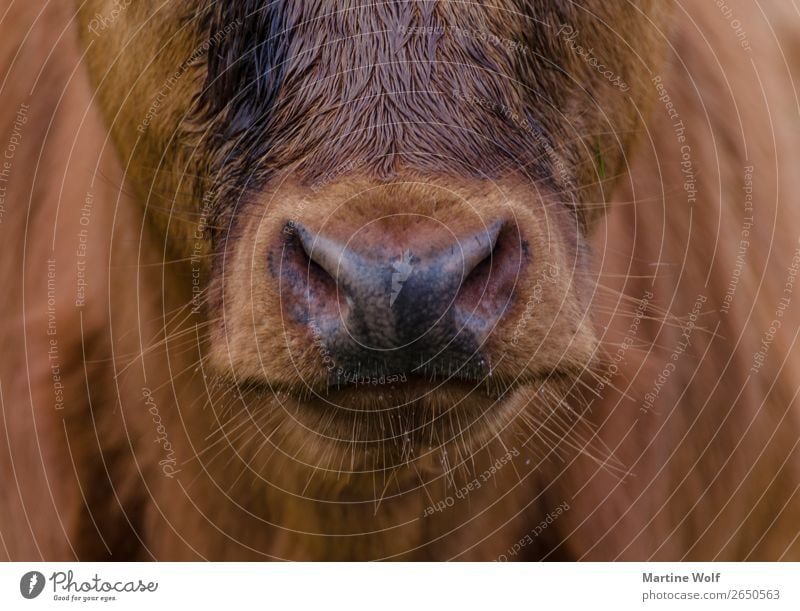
left=226, top=370, right=536, bottom=451
left=322, top=356, right=493, bottom=386
left=325, top=373, right=503, bottom=395
left=293, top=381, right=507, bottom=431
left=278, top=373, right=515, bottom=415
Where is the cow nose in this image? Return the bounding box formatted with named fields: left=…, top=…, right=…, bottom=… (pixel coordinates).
left=281, top=217, right=522, bottom=378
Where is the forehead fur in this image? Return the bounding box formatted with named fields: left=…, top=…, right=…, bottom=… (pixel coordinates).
left=194, top=1, right=664, bottom=200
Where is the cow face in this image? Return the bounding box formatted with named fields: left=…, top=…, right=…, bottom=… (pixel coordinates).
left=76, top=0, right=670, bottom=468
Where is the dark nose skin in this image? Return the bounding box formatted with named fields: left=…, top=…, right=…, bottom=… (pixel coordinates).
left=283, top=218, right=522, bottom=381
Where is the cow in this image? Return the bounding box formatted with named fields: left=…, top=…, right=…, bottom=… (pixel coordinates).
left=0, top=0, right=798, bottom=560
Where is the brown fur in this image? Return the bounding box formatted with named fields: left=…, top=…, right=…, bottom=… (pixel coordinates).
left=0, top=0, right=798, bottom=560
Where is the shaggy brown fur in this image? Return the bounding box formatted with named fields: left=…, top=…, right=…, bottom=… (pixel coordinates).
left=0, top=0, right=798, bottom=560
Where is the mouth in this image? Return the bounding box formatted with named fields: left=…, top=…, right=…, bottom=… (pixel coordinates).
left=240, top=365, right=515, bottom=409
left=222, top=357, right=557, bottom=457
left=320, top=352, right=496, bottom=387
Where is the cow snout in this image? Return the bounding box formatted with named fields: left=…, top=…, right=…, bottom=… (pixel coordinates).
left=280, top=216, right=524, bottom=380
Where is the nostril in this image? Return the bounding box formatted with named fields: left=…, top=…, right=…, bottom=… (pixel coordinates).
left=294, top=223, right=341, bottom=279
left=280, top=222, right=341, bottom=320
left=455, top=221, right=524, bottom=327
left=441, top=219, right=503, bottom=278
